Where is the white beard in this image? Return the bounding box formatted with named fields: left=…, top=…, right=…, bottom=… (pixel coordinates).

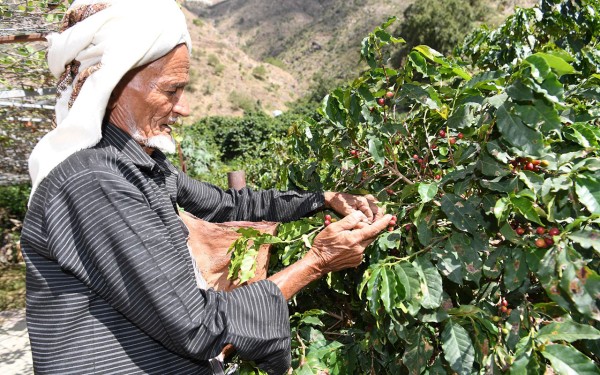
left=131, top=130, right=176, bottom=154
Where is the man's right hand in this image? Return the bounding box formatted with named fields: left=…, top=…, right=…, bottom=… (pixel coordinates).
left=267, top=211, right=392, bottom=300
left=306, top=211, right=393, bottom=275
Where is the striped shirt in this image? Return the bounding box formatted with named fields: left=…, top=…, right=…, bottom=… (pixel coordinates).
left=21, top=123, right=324, bottom=374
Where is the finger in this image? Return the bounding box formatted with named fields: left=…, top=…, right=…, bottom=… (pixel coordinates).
left=331, top=210, right=368, bottom=231
left=356, top=198, right=374, bottom=223
left=370, top=202, right=383, bottom=220
left=363, top=194, right=383, bottom=220
left=354, top=214, right=393, bottom=240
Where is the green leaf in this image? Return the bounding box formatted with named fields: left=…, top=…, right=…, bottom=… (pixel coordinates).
left=510, top=195, right=543, bottom=225
left=416, top=216, right=433, bottom=247
left=565, top=123, right=599, bottom=148
left=525, top=54, right=551, bottom=83
left=514, top=100, right=561, bottom=133
left=380, top=267, right=398, bottom=314
left=537, top=75, right=565, bottom=104
left=568, top=229, right=600, bottom=253
left=511, top=335, right=542, bottom=374
left=402, top=328, right=434, bottom=375
left=418, top=182, right=438, bottom=203
left=433, top=233, right=482, bottom=285
left=575, top=175, right=600, bottom=214
left=480, top=152, right=511, bottom=178
left=504, top=248, right=528, bottom=291
left=536, top=320, right=600, bottom=344
left=408, top=51, right=428, bottom=76
left=496, top=103, right=544, bottom=156
left=440, top=194, right=486, bottom=233
left=301, top=316, right=325, bottom=327
left=528, top=52, right=576, bottom=77
left=395, top=262, right=421, bottom=315
left=447, top=103, right=479, bottom=130
left=541, top=344, right=600, bottom=375
left=507, top=80, right=534, bottom=102
left=366, top=267, right=382, bottom=317
left=442, top=320, right=475, bottom=375
left=518, top=171, right=544, bottom=198
left=494, top=197, right=511, bottom=223
left=399, top=83, right=440, bottom=110
left=414, top=257, right=443, bottom=309
left=368, top=137, right=385, bottom=167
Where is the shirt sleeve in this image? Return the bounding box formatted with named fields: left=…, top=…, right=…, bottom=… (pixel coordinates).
left=175, top=170, right=325, bottom=223
left=43, top=167, right=291, bottom=374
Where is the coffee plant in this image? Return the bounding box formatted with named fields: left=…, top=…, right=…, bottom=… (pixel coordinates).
left=230, top=1, right=600, bottom=373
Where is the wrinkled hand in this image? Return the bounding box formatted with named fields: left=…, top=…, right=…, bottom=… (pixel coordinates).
left=307, top=210, right=392, bottom=275
left=324, top=192, right=383, bottom=223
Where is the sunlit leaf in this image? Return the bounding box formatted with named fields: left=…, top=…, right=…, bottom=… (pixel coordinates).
left=442, top=320, right=475, bottom=375
left=415, top=257, right=443, bottom=309
left=536, top=320, right=600, bottom=344
left=541, top=344, right=600, bottom=375
left=496, top=103, right=544, bottom=155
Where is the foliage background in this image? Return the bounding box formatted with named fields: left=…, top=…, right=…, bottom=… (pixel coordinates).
left=221, top=0, right=600, bottom=373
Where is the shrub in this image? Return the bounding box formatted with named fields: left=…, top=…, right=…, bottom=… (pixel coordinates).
left=395, top=0, right=488, bottom=61
left=232, top=2, right=600, bottom=373
left=227, top=91, right=261, bottom=114
left=251, top=65, right=268, bottom=80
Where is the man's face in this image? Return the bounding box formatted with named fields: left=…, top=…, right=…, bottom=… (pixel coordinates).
left=108, top=44, right=190, bottom=154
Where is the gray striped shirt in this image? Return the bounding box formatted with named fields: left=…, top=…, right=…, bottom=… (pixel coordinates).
left=21, top=123, right=324, bottom=374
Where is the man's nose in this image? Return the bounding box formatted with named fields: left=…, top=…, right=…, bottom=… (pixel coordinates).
left=174, top=91, right=190, bottom=117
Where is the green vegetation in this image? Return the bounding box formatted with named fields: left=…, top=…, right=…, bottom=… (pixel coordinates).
left=0, top=184, right=30, bottom=219
left=251, top=65, right=268, bottom=80
left=207, top=54, right=220, bottom=67
left=0, top=264, right=26, bottom=310
left=227, top=91, right=261, bottom=113
left=395, top=0, right=489, bottom=61
left=174, top=112, right=303, bottom=187
left=227, top=1, right=600, bottom=373
left=264, top=57, right=286, bottom=70
left=0, top=184, right=30, bottom=265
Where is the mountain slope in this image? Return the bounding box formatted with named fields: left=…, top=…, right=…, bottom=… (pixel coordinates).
left=182, top=0, right=537, bottom=118
left=182, top=6, right=301, bottom=121
left=185, top=0, right=409, bottom=91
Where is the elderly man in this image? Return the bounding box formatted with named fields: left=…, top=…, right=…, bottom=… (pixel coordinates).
left=21, top=0, right=391, bottom=374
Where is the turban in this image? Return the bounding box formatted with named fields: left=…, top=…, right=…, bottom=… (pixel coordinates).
left=28, top=0, right=192, bottom=196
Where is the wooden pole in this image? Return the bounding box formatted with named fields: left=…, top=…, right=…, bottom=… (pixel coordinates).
left=0, top=34, right=47, bottom=44
left=227, top=170, right=246, bottom=190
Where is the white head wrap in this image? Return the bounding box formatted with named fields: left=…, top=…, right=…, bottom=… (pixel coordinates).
left=28, top=0, right=191, bottom=196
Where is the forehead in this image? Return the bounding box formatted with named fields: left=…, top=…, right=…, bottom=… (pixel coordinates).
left=143, top=45, right=190, bottom=83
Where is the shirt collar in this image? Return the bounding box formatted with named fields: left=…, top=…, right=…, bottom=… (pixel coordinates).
left=98, top=122, right=159, bottom=171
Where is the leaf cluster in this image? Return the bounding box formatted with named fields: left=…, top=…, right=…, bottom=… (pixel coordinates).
left=229, top=1, right=600, bottom=373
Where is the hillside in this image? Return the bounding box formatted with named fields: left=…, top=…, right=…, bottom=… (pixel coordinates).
left=181, top=7, right=301, bottom=122
left=183, top=0, right=536, bottom=102
left=185, top=0, right=408, bottom=93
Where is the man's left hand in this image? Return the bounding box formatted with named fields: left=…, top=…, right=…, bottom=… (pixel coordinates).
left=324, top=192, right=383, bottom=223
